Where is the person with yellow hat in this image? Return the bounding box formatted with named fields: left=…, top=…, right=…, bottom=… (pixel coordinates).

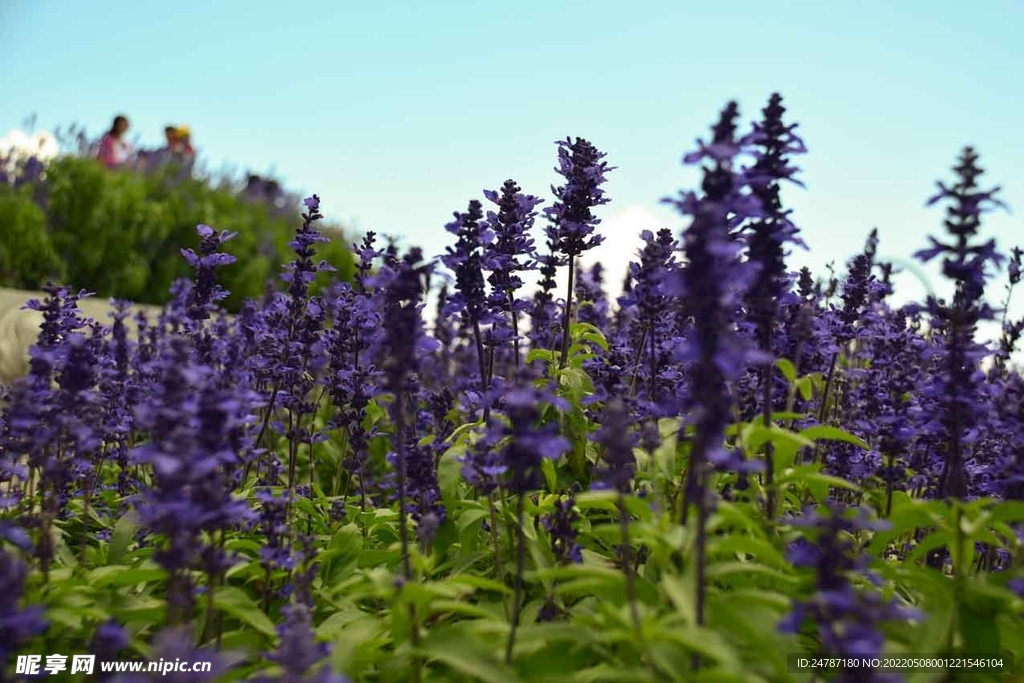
left=157, top=123, right=195, bottom=176
left=172, top=125, right=194, bottom=160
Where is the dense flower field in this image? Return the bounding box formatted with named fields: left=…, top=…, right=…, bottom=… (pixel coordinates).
left=2, top=94, right=1023, bottom=683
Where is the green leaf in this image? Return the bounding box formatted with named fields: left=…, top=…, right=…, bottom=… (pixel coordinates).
left=328, top=615, right=385, bottom=673
left=445, top=419, right=483, bottom=445
left=798, top=425, right=868, bottom=450
left=745, top=425, right=813, bottom=456
left=775, top=358, right=797, bottom=383
left=47, top=607, right=86, bottom=630
left=457, top=508, right=489, bottom=534
left=907, top=589, right=956, bottom=657
left=417, top=624, right=524, bottom=683
left=446, top=573, right=514, bottom=595
left=542, top=457, right=558, bottom=493
left=89, top=563, right=166, bottom=587
left=704, top=562, right=797, bottom=587
left=988, top=501, right=1024, bottom=525
left=775, top=467, right=860, bottom=503
left=437, top=448, right=465, bottom=507
left=214, top=585, right=277, bottom=637
left=316, top=609, right=366, bottom=640
left=707, top=535, right=788, bottom=569
left=527, top=349, right=557, bottom=364
left=660, top=574, right=696, bottom=625
left=648, top=623, right=740, bottom=670
left=907, top=531, right=954, bottom=564
left=107, top=510, right=140, bottom=565
left=794, top=376, right=814, bottom=401
left=959, top=584, right=1004, bottom=655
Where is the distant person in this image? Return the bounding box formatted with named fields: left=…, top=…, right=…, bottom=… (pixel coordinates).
left=166, top=125, right=195, bottom=178
left=146, top=125, right=179, bottom=169
left=97, top=115, right=132, bottom=169
left=173, top=125, right=195, bottom=161
left=161, top=125, right=180, bottom=152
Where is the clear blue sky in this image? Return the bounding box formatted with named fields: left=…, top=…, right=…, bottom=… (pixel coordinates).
left=2, top=0, right=1022, bottom=321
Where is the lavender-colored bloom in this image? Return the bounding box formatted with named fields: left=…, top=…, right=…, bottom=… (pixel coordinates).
left=385, top=440, right=446, bottom=526
left=353, top=230, right=382, bottom=291
left=0, top=548, right=47, bottom=672
left=544, top=136, right=615, bottom=366
left=439, top=199, right=496, bottom=403
left=91, top=618, right=130, bottom=680
left=834, top=246, right=876, bottom=346
left=664, top=102, right=765, bottom=481
left=483, top=180, right=542, bottom=342
left=914, top=148, right=1006, bottom=500
left=496, top=386, right=570, bottom=495
left=460, top=421, right=507, bottom=495
left=375, top=248, right=439, bottom=578
left=441, top=199, right=492, bottom=328
left=618, top=228, right=681, bottom=416
left=915, top=148, right=1006, bottom=302
left=108, top=627, right=234, bottom=683
left=541, top=495, right=583, bottom=565
left=180, top=224, right=238, bottom=322
left=742, top=93, right=807, bottom=350
left=131, top=336, right=255, bottom=620
left=253, top=195, right=336, bottom=488
left=98, top=300, right=139, bottom=495
left=527, top=242, right=561, bottom=351
left=1, top=286, right=101, bottom=574
left=544, top=137, right=614, bottom=258
left=741, top=100, right=811, bottom=518
left=1009, top=246, right=1022, bottom=287
left=574, top=262, right=609, bottom=330
left=660, top=102, right=767, bottom=636
left=323, top=270, right=384, bottom=504
left=254, top=603, right=350, bottom=683
left=780, top=504, right=918, bottom=683
left=23, top=283, right=91, bottom=349
left=594, top=398, right=637, bottom=494
left=256, top=488, right=299, bottom=572
left=378, top=248, right=439, bottom=396
left=621, top=229, right=677, bottom=327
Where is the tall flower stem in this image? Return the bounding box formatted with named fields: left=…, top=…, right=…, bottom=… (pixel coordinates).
left=505, top=493, right=527, bottom=664
left=648, top=325, right=658, bottom=404
left=488, top=494, right=509, bottom=617
left=393, top=390, right=423, bottom=683
left=509, top=291, right=522, bottom=371
left=759, top=332, right=777, bottom=519
left=394, top=394, right=413, bottom=583
left=472, top=320, right=491, bottom=422
left=626, top=326, right=650, bottom=397
left=693, top=479, right=709, bottom=670
left=618, top=493, right=643, bottom=644
left=545, top=137, right=613, bottom=366
left=805, top=351, right=838, bottom=465
left=558, top=255, right=576, bottom=368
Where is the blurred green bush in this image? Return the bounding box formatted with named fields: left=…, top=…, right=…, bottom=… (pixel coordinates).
left=0, top=156, right=354, bottom=310
left=0, top=188, right=66, bottom=289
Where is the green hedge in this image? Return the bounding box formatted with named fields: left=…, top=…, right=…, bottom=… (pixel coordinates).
left=0, top=157, right=354, bottom=310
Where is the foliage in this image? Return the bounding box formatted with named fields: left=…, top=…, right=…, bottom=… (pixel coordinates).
left=0, top=154, right=354, bottom=310
left=0, top=188, right=66, bottom=288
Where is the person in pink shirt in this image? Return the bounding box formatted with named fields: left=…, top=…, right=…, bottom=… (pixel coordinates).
left=96, top=115, right=132, bottom=169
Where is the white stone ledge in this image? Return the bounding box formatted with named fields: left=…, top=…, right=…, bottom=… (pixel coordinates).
left=0, top=287, right=165, bottom=386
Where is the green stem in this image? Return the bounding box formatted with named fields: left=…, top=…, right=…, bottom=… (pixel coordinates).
left=488, top=494, right=510, bottom=618
left=558, top=255, right=576, bottom=369
left=505, top=494, right=527, bottom=664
